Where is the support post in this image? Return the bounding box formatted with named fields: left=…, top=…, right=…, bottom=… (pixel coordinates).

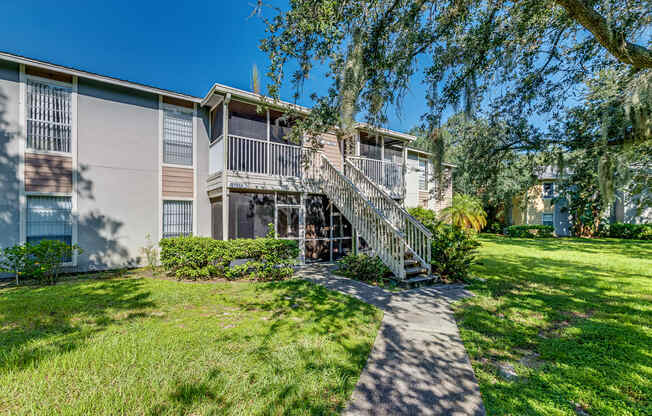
left=266, top=108, right=270, bottom=175
left=222, top=94, right=231, bottom=240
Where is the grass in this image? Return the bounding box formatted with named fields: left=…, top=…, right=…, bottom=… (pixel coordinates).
left=456, top=235, right=652, bottom=415
left=0, top=273, right=383, bottom=415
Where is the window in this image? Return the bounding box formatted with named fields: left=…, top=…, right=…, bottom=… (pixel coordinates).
left=542, top=213, right=554, bottom=227
left=26, top=196, right=73, bottom=261
left=228, top=192, right=275, bottom=239
left=418, top=158, right=428, bottom=191
left=163, top=200, right=193, bottom=238
left=543, top=182, right=554, bottom=198
left=163, top=106, right=193, bottom=165
left=26, top=79, right=72, bottom=152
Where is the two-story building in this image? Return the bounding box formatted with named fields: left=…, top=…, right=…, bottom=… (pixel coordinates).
left=0, top=52, right=452, bottom=280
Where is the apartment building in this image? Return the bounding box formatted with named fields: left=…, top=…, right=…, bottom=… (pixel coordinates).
left=0, top=52, right=452, bottom=280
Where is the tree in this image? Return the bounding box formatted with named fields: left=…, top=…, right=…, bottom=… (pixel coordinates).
left=440, top=194, right=487, bottom=231
left=410, top=113, right=543, bottom=226
left=257, top=0, right=650, bottom=152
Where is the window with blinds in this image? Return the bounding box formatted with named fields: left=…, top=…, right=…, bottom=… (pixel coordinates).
left=26, top=195, right=73, bottom=247
left=26, top=79, right=73, bottom=152
left=163, top=107, right=193, bottom=166
left=418, top=159, right=427, bottom=191
left=163, top=200, right=193, bottom=238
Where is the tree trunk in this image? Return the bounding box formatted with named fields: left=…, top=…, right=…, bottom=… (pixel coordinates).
left=555, top=0, right=652, bottom=68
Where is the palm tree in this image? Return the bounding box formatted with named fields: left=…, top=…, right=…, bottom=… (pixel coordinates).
left=440, top=194, right=487, bottom=232
left=251, top=64, right=260, bottom=95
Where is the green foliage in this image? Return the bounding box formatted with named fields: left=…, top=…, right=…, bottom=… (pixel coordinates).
left=607, top=223, right=652, bottom=240
left=0, top=277, right=382, bottom=414
left=440, top=194, right=487, bottom=232
left=159, top=236, right=299, bottom=281
left=337, top=254, right=390, bottom=284
left=460, top=235, right=651, bottom=415
left=406, top=206, right=438, bottom=228
left=0, top=244, right=33, bottom=286
left=409, top=207, right=480, bottom=281
left=0, top=241, right=82, bottom=285
left=505, top=225, right=554, bottom=238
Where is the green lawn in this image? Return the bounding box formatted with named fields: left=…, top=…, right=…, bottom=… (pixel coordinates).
left=457, top=236, right=652, bottom=415
left=0, top=275, right=382, bottom=415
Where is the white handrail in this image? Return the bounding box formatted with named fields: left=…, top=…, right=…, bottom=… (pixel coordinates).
left=348, top=156, right=404, bottom=196
left=345, top=159, right=432, bottom=275
left=320, top=155, right=407, bottom=280
left=226, top=135, right=303, bottom=177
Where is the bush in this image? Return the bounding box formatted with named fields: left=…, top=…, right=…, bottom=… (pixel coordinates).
left=337, top=254, right=390, bottom=283
left=607, top=223, right=652, bottom=240
left=0, top=240, right=82, bottom=285
left=159, top=236, right=299, bottom=280
left=505, top=225, right=554, bottom=238
left=408, top=207, right=480, bottom=282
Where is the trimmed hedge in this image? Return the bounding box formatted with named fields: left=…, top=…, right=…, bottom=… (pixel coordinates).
left=505, top=225, right=554, bottom=238
left=159, top=236, right=299, bottom=280
left=608, top=223, right=652, bottom=240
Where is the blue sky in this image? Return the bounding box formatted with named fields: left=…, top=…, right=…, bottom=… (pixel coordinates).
left=0, top=0, right=427, bottom=133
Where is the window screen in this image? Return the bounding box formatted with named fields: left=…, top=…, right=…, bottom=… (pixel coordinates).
left=418, top=159, right=428, bottom=190
left=163, top=107, right=193, bottom=165
left=26, top=195, right=72, bottom=247
left=26, top=79, right=72, bottom=152
left=163, top=200, right=193, bottom=238
left=542, top=213, right=554, bottom=227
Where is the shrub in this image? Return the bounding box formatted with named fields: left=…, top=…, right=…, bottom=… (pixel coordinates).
left=0, top=240, right=82, bottom=285
left=505, top=225, right=554, bottom=238
left=608, top=223, right=652, bottom=240
left=337, top=254, right=390, bottom=283
left=408, top=207, right=480, bottom=282
left=159, top=236, right=299, bottom=280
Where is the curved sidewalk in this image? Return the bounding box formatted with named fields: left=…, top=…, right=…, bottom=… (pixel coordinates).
left=299, top=264, right=485, bottom=416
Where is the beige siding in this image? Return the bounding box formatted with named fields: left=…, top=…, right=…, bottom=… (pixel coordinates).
left=162, top=166, right=194, bottom=198
left=320, top=133, right=343, bottom=171
left=24, top=153, right=72, bottom=193
left=512, top=182, right=554, bottom=225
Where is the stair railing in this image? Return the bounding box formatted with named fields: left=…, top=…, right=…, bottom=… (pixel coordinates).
left=345, top=159, right=432, bottom=276
left=320, top=155, right=407, bottom=280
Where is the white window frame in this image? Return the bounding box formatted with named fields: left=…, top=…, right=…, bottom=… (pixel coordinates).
left=162, top=103, right=194, bottom=167
left=19, top=67, right=78, bottom=266
left=542, top=213, right=554, bottom=227
left=543, top=182, right=554, bottom=199
left=418, top=157, right=428, bottom=191
left=24, top=74, right=74, bottom=156
left=25, top=193, right=75, bottom=266
left=162, top=199, right=194, bottom=239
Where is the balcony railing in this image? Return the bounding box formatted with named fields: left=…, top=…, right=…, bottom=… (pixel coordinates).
left=347, top=156, right=404, bottom=197
left=209, top=134, right=321, bottom=180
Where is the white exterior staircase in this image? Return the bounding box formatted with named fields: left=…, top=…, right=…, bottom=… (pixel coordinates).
left=319, top=154, right=432, bottom=281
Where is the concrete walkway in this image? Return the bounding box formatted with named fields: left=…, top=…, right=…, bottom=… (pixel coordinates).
left=298, top=264, right=485, bottom=416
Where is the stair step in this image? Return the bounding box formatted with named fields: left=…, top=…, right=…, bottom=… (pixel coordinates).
left=404, top=266, right=427, bottom=276
left=400, top=274, right=440, bottom=288
left=404, top=259, right=419, bottom=267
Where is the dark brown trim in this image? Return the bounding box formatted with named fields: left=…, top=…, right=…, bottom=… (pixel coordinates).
left=26, top=66, right=73, bottom=84
left=163, top=95, right=194, bottom=109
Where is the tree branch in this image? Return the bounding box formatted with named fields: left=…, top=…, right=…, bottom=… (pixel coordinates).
left=555, top=0, right=652, bottom=68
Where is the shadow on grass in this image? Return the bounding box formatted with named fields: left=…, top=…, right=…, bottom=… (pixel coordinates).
left=458, top=245, right=652, bottom=414
left=146, top=279, right=382, bottom=415
left=0, top=278, right=155, bottom=373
